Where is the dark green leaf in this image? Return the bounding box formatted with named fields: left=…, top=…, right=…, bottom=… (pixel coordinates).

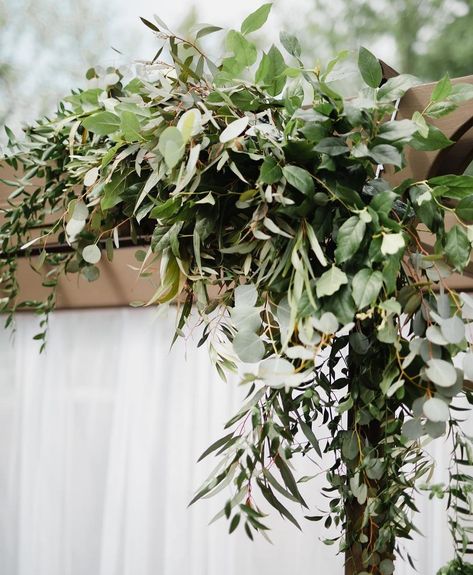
left=335, top=216, right=366, bottom=263
left=368, top=144, right=402, bottom=167
left=352, top=268, right=383, bottom=309
left=255, top=45, right=286, bottom=96
left=282, top=165, right=314, bottom=195
left=456, top=196, right=473, bottom=221
left=444, top=225, right=470, bottom=271
left=260, top=156, right=282, bottom=184
left=197, top=432, right=235, bottom=462
left=358, top=47, right=382, bottom=88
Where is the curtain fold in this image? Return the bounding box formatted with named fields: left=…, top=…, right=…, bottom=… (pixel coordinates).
left=0, top=308, right=467, bottom=574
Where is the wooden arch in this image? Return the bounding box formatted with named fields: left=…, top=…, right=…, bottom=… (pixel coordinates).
left=2, top=71, right=473, bottom=308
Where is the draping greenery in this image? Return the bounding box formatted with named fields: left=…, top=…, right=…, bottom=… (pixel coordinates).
left=2, top=5, right=473, bottom=574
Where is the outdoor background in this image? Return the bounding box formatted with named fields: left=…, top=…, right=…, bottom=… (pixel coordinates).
left=2, top=0, right=473, bottom=138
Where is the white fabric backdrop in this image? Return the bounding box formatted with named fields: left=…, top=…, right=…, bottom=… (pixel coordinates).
left=0, top=308, right=463, bottom=574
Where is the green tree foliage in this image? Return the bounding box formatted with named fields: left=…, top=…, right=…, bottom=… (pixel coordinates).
left=0, top=0, right=143, bottom=133
left=277, top=0, right=473, bottom=80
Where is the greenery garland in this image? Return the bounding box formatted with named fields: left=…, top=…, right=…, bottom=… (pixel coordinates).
left=2, top=5, right=473, bottom=574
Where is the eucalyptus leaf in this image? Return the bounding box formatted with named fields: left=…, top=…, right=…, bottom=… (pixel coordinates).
left=425, top=358, right=457, bottom=388
left=233, top=330, right=265, bottom=363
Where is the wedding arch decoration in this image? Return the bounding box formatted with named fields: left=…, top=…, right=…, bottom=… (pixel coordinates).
left=2, top=5, right=473, bottom=574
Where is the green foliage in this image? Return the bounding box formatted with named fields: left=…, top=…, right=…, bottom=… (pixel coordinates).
left=2, top=8, right=473, bottom=574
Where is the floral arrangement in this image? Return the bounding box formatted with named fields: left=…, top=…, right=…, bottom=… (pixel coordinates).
left=2, top=5, right=473, bottom=573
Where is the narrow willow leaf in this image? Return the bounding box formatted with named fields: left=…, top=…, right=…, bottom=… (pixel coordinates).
left=220, top=116, right=249, bottom=143
left=274, top=455, right=307, bottom=507
left=299, top=421, right=322, bottom=457
left=306, top=224, right=328, bottom=267
left=195, top=25, right=223, bottom=40
left=257, top=481, right=301, bottom=530
left=197, top=432, right=235, bottom=462
left=358, top=46, right=382, bottom=89
left=262, top=468, right=299, bottom=503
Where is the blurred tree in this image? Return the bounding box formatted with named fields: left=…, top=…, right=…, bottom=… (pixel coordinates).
left=278, top=0, right=473, bottom=80
left=0, top=0, right=143, bottom=134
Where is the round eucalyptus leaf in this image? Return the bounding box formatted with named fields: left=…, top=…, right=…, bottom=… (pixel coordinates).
left=402, top=418, right=424, bottom=441
left=412, top=397, right=426, bottom=418
left=426, top=325, right=447, bottom=346
left=313, top=312, right=339, bottom=334
left=231, top=306, right=261, bottom=332
left=425, top=358, right=457, bottom=388
left=81, top=265, right=100, bottom=282
left=234, top=283, right=258, bottom=308
left=233, top=330, right=265, bottom=363
left=285, top=345, right=314, bottom=360
left=66, top=218, right=85, bottom=238
left=258, top=356, right=303, bottom=388
left=71, top=200, right=89, bottom=221
left=82, top=244, right=101, bottom=265
left=379, top=558, right=395, bottom=575
left=437, top=368, right=464, bottom=398
left=424, top=420, right=446, bottom=439
left=423, top=397, right=450, bottom=422
left=463, top=351, right=473, bottom=381
left=440, top=315, right=465, bottom=344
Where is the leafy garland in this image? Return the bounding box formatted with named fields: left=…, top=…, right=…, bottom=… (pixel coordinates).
left=2, top=5, right=473, bottom=574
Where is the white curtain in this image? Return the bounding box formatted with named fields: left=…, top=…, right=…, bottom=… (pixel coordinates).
left=0, top=308, right=465, bottom=574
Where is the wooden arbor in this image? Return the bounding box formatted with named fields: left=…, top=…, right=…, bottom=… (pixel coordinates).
left=2, top=71, right=473, bottom=307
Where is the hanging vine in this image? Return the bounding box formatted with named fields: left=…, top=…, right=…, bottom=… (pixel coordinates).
left=2, top=5, right=473, bottom=574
